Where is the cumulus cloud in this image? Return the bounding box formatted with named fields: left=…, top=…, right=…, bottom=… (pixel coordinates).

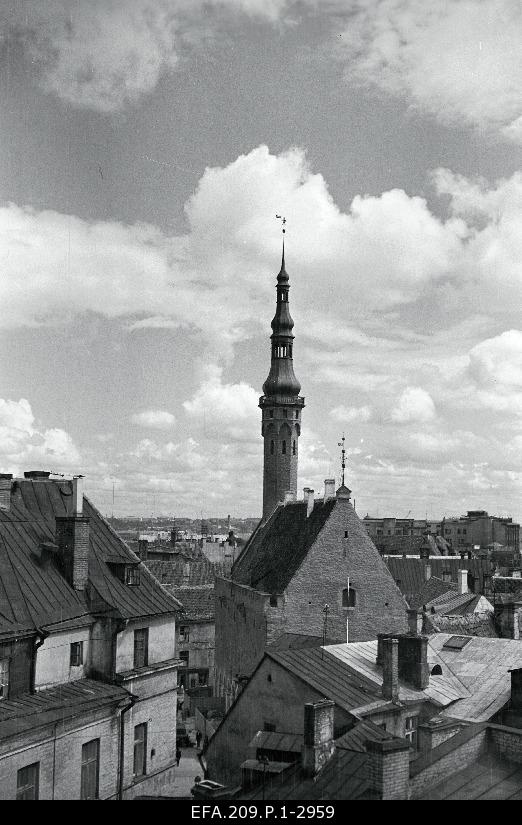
left=330, top=404, right=373, bottom=423
left=132, top=409, right=176, bottom=429
left=183, top=365, right=259, bottom=442
left=391, top=387, right=436, bottom=424
left=0, top=398, right=80, bottom=472
left=467, top=330, right=522, bottom=413
left=338, top=0, right=522, bottom=142
left=4, top=0, right=291, bottom=113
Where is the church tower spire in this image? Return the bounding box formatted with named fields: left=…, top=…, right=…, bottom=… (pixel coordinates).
left=259, top=224, right=305, bottom=521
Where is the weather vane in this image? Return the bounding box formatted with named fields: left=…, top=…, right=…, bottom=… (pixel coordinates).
left=275, top=214, right=286, bottom=234
left=338, top=433, right=346, bottom=487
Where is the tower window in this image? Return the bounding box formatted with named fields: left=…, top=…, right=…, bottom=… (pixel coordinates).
left=270, top=410, right=274, bottom=418
left=282, top=440, right=287, bottom=455
left=270, top=440, right=274, bottom=455
left=295, top=410, right=298, bottom=419
left=283, top=409, right=288, bottom=418
left=292, top=440, right=296, bottom=455
left=289, top=344, right=293, bottom=357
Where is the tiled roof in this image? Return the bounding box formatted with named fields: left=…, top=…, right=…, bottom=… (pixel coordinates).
left=385, top=557, right=492, bottom=604
left=239, top=748, right=370, bottom=800
left=373, top=534, right=444, bottom=556
left=144, top=558, right=225, bottom=586
left=168, top=585, right=215, bottom=621
left=335, top=719, right=395, bottom=752
left=0, top=479, right=180, bottom=635
left=232, top=499, right=337, bottom=592
left=0, top=678, right=129, bottom=740
left=410, top=576, right=457, bottom=609
left=267, top=633, right=340, bottom=651
left=266, top=647, right=382, bottom=713
left=425, top=613, right=498, bottom=638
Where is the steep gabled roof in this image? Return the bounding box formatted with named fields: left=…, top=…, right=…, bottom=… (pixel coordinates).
left=385, top=556, right=492, bottom=604
left=232, top=499, right=336, bottom=592
left=0, top=478, right=180, bottom=635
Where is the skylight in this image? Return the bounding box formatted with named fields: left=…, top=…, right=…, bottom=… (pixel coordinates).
left=442, top=636, right=472, bottom=651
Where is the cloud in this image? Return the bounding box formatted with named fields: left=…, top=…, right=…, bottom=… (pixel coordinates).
left=4, top=0, right=292, bottom=113
left=132, top=409, right=176, bottom=429
left=467, top=330, right=522, bottom=413
left=330, top=405, right=373, bottom=423
left=183, top=364, right=259, bottom=442
left=391, top=387, right=436, bottom=424
left=338, top=0, right=522, bottom=142
left=0, top=398, right=80, bottom=472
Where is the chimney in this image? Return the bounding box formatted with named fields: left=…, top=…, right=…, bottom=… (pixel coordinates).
left=457, top=568, right=468, bottom=595
left=382, top=638, right=399, bottom=702
left=137, top=539, right=149, bottom=561
left=306, top=489, right=315, bottom=518
left=407, top=609, right=423, bottom=635
left=424, top=560, right=432, bottom=581
left=56, top=477, right=89, bottom=591
left=324, top=479, right=335, bottom=501
left=510, top=668, right=522, bottom=711
left=397, top=635, right=429, bottom=690
left=366, top=738, right=411, bottom=800
left=0, top=474, right=12, bottom=511
left=283, top=490, right=296, bottom=505
left=72, top=475, right=84, bottom=514
left=500, top=601, right=521, bottom=640
left=183, top=561, right=190, bottom=584
left=302, top=700, right=335, bottom=777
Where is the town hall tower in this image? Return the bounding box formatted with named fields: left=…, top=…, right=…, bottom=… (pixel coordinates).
left=259, top=243, right=305, bottom=520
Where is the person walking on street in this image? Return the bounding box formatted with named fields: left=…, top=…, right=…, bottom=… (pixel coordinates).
left=176, top=747, right=182, bottom=767
left=196, top=730, right=202, bottom=749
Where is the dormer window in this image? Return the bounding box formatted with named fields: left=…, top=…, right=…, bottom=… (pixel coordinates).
left=126, top=566, right=141, bottom=586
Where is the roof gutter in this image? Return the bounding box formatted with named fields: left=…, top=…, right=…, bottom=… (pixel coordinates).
left=31, top=627, right=49, bottom=693
left=118, top=694, right=137, bottom=801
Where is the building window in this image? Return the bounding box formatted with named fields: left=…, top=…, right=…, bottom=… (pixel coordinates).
left=342, top=587, right=356, bottom=608
left=283, top=408, right=288, bottom=418
left=264, top=722, right=276, bottom=732
left=442, top=571, right=452, bottom=582
left=133, top=723, right=147, bottom=778
left=405, top=716, right=418, bottom=749
left=16, top=763, right=39, bottom=800
left=270, top=440, right=274, bottom=455
left=295, top=410, right=298, bottom=419
left=431, top=665, right=443, bottom=676
left=269, top=595, right=278, bottom=607
left=81, top=739, right=100, bottom=800
left=134, top=628, right=149, bottom=669
left=282, top=440, right=286, bottom=455
left=70, top=641, right=84, bottom=667
left=0, top=658, right=9, bottom=700
left=126, top=566, right=141, bottom=586
left=180, top=650, right=189, bottom=666
left=179, top=625, right=189, bottom=643
left=292, top=440, right=296, bottom=456
left=270, top=410, right=274, bottom=418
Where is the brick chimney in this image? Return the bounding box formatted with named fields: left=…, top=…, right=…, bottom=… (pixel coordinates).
left=407, top=609, right=423, bottom=635
left=302, top=700, right=335, bottom=777
left=382, top=638, right=399, bottom=702
left=323, top=479, right=336, bottom=501
left=303, top=488, right=315, bottom=517
left=457, top=568, right=468, bottom=595
left=510, top=668, right=522, bottom=711
left=397, top=635, right=429, bottom=690
left=0, top=474, right=12, bottom=511
left=366, top=738, right=410, bottom=800
left=497, top=601, right=522, bottom=640
left=55, top=475, right=89, bottom=592
left=137, top=539, right=149, bottom=561
left=283, top=490, right=296, bottom=504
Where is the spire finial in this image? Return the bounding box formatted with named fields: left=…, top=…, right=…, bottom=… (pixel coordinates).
left=338, top=433, right=346, bottom=487
left=276, top=214, right=286, bottom=270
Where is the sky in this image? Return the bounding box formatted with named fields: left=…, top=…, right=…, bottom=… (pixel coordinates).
left=0, top=0, right=521, bottom=521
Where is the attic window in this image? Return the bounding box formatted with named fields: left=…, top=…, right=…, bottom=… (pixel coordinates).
left=126, top=566, right=141, bottom=586
left=442, top=636, right=472, bottom=651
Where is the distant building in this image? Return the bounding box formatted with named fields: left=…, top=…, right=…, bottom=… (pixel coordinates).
left=0, top=472, right=182, bottom=800
left=364, top=512, right=520, bottom=555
